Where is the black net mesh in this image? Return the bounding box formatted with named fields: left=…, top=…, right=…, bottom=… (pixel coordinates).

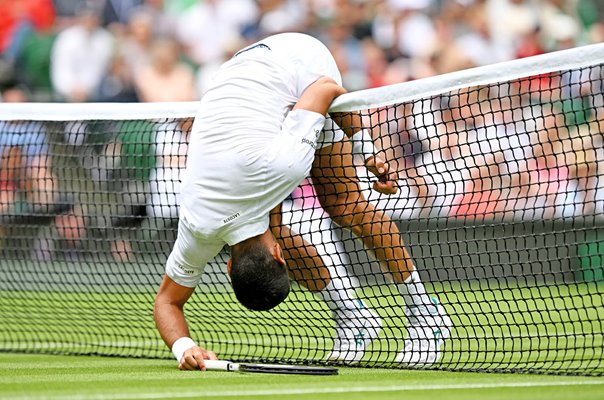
left=0, top=63, right=603, bottom=375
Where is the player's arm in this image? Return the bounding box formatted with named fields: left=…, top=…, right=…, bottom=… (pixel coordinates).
left=329, top=112, right=398, bottom=195
left=154, top=274, right=218, bottom=370
left=292, top=76, right=396, bottom=194
left=293, top=76, right=347, bottom=115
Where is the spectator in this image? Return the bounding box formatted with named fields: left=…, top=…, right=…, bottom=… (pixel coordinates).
left=515, top=27, right=545, bottom=59
left=101, top=0, right=174, bottom=39
left=454, top=1, right=513, bottom=66
left=414, top=90, right=493, bottom=218
left=0, top=0, right=55, bottom=64
left=321, top=17, right=366, bottom=90
left=0, top=0, right=55, bottom=95
left=95, top=52, right=139, bottom=102
left=364, top=101, right=432, bottom=219
left=175, top=0, right=258, bottom=65
left=0, top=0, right=598, bottom=98
left=537, top=0, right=582, bottom=50
left=0, top=84, right=57, bottom=214
left=147, top=118, right=191, bottom=221
left=12, top=28, right=57, bottom=101
left=95, top=8, right=156, bottom=102
left=372, top=0, right=438, bottom=60
left=137, top=0, right=176, bottom=38
left=50, top=3, right=114, bottom=102
left=101, top=0, right=145, bottom=33
left=485, top=0, right=539, bottom=58
left=134, top=38, right=197, bottom=102
left=53, top=0, right=100, bottom=21
left=362, top=39, right=391, bottom=88
left=525, top=120, right=576, bottom=219
left=49, top=204, right=87, bottom=261
left=104, top=119, right=157, bottom=262
left=546, top=67, right=604, bottom=216
left=256, top=0, right=309, bottom=36
left=120, top=9, right=155, bottom=77
left=143, top=118, right=192, bottom=253
left=448, top=89, right=531, bottom=219
left=0, top=83, right=75, bottom=259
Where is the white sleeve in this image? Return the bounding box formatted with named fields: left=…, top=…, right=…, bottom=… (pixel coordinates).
left=219, top=109, right=325, bottom=247
left=271, top=109, right=326, bottom=189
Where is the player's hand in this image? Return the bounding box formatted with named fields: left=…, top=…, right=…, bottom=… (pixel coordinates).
left=179, top=346, right=218, bottom=371
left=365, top=155, right=398, bottom=195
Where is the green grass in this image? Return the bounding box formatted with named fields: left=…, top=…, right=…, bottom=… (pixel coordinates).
left=1, top=353, right=603, bottom=400
left=0, top=279, right=603, bottom=397
left=1, top=281, right=603, bottom=374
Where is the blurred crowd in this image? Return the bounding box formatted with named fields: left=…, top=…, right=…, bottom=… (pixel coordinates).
left=1, top=0, right=604, bottom=264
left=0, top=0, right=603, bottom=102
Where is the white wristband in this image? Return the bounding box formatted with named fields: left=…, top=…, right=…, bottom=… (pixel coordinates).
left=171, top=337, right=196, bottom=362
left=350, top=129, right=375, bottom=161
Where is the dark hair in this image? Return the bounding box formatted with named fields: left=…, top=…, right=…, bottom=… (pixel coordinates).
left=230, top=241, right=290, bottom=311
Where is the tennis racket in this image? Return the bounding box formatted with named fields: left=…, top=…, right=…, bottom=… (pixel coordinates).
left=203, top=360, right=338, bottom=375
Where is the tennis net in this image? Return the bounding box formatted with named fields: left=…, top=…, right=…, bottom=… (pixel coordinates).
left=0, top=43, right=603, bottom=375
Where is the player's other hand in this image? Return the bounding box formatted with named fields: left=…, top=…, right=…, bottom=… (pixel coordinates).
left=179, top=346, right=218, bottom=371
left=365, top=155, right=398, bottom=195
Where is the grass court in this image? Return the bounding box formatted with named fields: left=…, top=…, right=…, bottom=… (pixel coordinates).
left=1, top=353, right=604, bottom=400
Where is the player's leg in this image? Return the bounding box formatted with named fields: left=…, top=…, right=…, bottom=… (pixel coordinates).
left=270, top=203, right=378, bottom=362
left=311, top=140, right=414, bottom=280
left=270, top=203, right=363, bottom=311
left=311, top=138, right=451, bottom=366
left=269, top=203, right=330, bottom=292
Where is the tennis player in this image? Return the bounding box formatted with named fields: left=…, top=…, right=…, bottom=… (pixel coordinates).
left=153, top=33, right=450, bottom=371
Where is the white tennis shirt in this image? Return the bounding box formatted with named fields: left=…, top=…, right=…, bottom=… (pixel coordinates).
left=181, top=47, right=326, bottom=244
left=166, top=34, right=342, bottom=287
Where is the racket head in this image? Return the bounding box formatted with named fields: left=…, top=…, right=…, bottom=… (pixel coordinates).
left=237, top=363, right=338, bottom=375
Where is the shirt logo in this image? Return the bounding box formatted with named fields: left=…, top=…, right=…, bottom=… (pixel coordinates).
left=223, top=212, right=241, bottom=224
left=175, top=264, right=195, bottom=275
left=301, top=137, right=316, bottom=148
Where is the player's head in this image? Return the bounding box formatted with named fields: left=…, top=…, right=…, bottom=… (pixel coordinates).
left=228, top=231, right=290, bottom=311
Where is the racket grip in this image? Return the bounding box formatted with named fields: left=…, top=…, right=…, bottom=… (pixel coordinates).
left=203, top=360, right=239, bottom=372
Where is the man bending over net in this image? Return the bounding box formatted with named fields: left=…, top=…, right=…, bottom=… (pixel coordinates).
left=153, top=33, right=450, bottom=371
